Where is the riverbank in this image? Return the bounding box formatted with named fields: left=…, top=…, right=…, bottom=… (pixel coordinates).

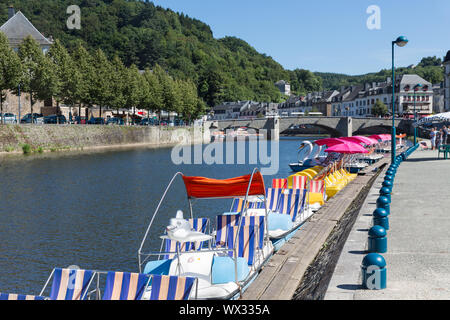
left=0, top=123, right=210, bottom=156
left=241, top=155, right=390, bottom=300
left=325, top=149, right=450, bottom=300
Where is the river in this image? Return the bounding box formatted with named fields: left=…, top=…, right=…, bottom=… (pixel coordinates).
left=0, top=136, right=321, bottom=295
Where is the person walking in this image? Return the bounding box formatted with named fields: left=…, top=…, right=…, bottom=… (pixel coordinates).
left=436, top=128, right=442, bottom=150
left=443, top=126, right=448, bottom=145
left=430, top=127, right=436, bottom=150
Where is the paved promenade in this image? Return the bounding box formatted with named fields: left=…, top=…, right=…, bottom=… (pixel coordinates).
left=325, top=149, right=450, bottom=300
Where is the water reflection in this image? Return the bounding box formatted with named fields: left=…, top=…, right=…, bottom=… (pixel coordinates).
left=0, top=137, right=318, bottom=293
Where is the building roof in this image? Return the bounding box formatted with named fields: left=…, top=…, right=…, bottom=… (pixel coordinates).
left=343, top=86, right=364, bottom=102
left=444, top=50, right=450, bottom=63
left=398, top=74, right=432, bottom=88
left=275, top=80, right=289, bottom=86
left=316, top=90, right=339, bottom=103
left=0, top=11, right=53, bottom=47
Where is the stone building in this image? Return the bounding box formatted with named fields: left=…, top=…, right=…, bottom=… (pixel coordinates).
left=0, top=6, right=54, bottom=119
left=275, top=80, right=291, bottom=96
left=444, top=50, right=450, bottom=111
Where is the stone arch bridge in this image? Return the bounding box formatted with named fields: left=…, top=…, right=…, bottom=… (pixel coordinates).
left=212, top=116, right=413, bottom=140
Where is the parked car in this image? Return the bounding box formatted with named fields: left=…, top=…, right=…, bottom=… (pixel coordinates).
left=87, top=117, right=105, bottom=125
left=140, top=118, right=159, bottom=126
left=44, top=114, right=67, bottom=124
left=0, top=113, right=17, bottom=124
left=21, top=113, right=43, bottom=123
left=174, top=119, right=185, bottom=126
left=35, top=116, right=44, bottom=124
left=106, top=117, right=124, bottom=125
left=75, top=116, right=87, bottom=124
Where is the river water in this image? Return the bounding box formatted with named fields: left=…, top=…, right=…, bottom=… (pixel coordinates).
left=0, top=136, right=321, bottom=294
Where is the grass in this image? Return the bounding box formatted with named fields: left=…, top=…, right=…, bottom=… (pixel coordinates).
left=4, top=146, right=14, bottom=152
left=21, top=144, right=32, bottom=155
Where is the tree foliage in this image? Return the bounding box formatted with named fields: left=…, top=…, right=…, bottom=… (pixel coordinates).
left=17, top=36, right=57, bottom=113
left=317, top=56, right=444, bottom=91
left=371, top=100, right=388, bottom=117
left=0, top=0, right=322, bottom=106
left=0, top=31, right=21, bottom=120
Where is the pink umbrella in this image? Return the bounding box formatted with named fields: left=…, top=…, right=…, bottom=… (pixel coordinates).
left=365, top=137, right=380, bottom=145
left=369, top=134, right=388, bottom=141
left=314, top=138, right=348, bottom=146
left=340, top=136, right=376, bottom=146
left=325, top=142, right=369, bottom=154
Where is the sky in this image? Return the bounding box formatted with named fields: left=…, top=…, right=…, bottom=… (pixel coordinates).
left=151, top=0, right=450, bottom=75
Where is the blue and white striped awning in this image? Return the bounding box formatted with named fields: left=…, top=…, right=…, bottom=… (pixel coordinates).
left=414, top=112, right=450, bottom=127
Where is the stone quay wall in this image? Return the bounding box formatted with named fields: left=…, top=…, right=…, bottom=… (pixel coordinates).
left=0, top=123, right=210, bottom=153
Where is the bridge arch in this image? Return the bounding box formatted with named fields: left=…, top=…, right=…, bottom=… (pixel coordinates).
left=280, top=123, right=341, bottom=137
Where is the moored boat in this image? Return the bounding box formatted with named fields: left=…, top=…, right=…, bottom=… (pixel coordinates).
left=137, top=170, right=274, bottom=300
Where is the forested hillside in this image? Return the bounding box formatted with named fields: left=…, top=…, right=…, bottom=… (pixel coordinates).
left=316, top=56, right=444, bottom=91
left=0, top=1, right=444, bottom=107
left=0, top=0, right=322, bottom=106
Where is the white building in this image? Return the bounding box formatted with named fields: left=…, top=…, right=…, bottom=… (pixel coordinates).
left=332, top=75, right=434, bottom=118
left=444, top=51, right=450, bottom=111
left=275, top=80, right=291, bottom=96
left=211, top=101, right=276, bottom=120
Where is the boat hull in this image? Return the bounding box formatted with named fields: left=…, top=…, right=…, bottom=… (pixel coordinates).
left=289, top=163, right=315, bottom=172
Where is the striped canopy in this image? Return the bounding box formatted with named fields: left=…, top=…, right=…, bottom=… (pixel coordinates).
left=414, top=112, right=450, bottom=127
left=182, top=172, right=265, bottom=199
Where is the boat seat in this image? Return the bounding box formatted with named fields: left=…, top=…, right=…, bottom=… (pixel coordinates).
left=143, top=259, right=172, bottom=276
left=211, top=256, right=249, bottom=284
left=267, top=212, right=293, bottom=231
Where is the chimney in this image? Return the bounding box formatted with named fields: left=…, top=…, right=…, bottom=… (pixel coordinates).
left=372, top=82, right=377, bottom=88
left=340, top=86, right=345, bottom=93
left=8, top=5, right=15, bottom=19
left=365, top=83, right=370, bottom=91
left=386, top=77, right=391, bottom=84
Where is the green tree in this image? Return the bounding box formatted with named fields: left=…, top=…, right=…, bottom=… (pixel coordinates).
left=71, top=43, right=95, bottom=119
left=178, top=79, right=198, bottom=122
left=141, top=68, right=163, bottom=117
left=123, top=64, right=141, bottom=124
left=89, top=48, right=113, bottom=118
left=48, top=39, right=83, bottom=122
left=198, top=65, right=225, bottom=107
left=0, top=32, right=21, bottom=123
left=17, top=36, right=57, bottom=122
left=109, top=55, right=126, bottom=114
left=371, top=100, right=388, bottom=117
left=153, top=64, right=181, bottom=119
left=417, top=56, right=442, bottom=67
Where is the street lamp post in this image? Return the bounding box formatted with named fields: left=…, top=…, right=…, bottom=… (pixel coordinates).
left=18, top=84, right=21, bottom=124
left=413, top=84, right=422, bottom=145
left=391, top=36, right=408, bottom=163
